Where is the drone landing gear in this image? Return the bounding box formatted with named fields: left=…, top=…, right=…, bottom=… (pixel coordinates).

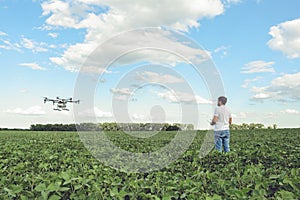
left=62, top=109, right=70, bottom=111
left=53, top=108, right=62, bottom=111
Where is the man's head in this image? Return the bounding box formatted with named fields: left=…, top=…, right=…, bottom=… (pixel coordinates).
left=217, top=96, right=227, bottom=106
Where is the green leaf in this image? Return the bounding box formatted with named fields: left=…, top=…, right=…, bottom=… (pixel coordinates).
left=58, top=186, right=70, bottom=191
left=61, top=171, right=70, bottom=181
left=283, top=178, right=297, bottom=190
left=290, top=168, right=296, bottom=176
left=270, top=175, right=280, bottom=179
left=110, top=187, right=118, bottom=196
left=74, top=184, right=82, bottom=190
left=117, top=190, right=127, bottom=198
left=47, top=183, right=60, bottom=192
left=276, top=190, right=295, bottom=199
left=20, top=195, right=28, bottom=200
left=41, top=191, right=48, bottom=200
left=35, top=183, right=46, bottom=192
left=162, top=193, right=176, bottom=199
left=48, top=194, right=61, bottom=200
left=11, top=185, right=22, bottom=194
left=4, top=187, right=15, bottom=197
left=62, top=180, right=72, bottom=185
left=206, top=194, right=222, bottom=200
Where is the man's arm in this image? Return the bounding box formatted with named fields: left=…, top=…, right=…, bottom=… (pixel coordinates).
left=210, top=116, right=218, bottom=125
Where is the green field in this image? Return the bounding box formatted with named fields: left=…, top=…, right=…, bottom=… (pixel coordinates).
left=0, top=129, right=299, bottom=199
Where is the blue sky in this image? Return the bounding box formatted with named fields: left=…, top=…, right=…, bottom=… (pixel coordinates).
left=1, top=0, right=299, bottom=129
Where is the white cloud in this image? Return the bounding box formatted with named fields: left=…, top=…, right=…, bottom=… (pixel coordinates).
left=214, top=45, right=230, bottom=57
left=19, top=89, right=29, bottom=93
left=251, top=72, right=300, bottom=101
left=41, top=0, right=88, bottom=29
left=131, top=113, right=149, bottom=121
left=0, top=39, right=21, bottom=51
left=79, top=107, right=113, bottom=117
left=251, top=86, right=268, bottom=93
left=271, top=72, right=300, bottom=88
left=48, top=32, right=59, bottom=38
left=1, top=34, right=50, bottom=53
left=241, top=60, right=275, bottom=74
left=238, top=112, right=247, bottom=118
left=251, top=85, right=278, bottom=101
left=50, top=30, right=211, bottom=73
left=268, top=18, right=300, bottom=59
left=110, top=88, right=132, bottom=96
left=252, top=93, right=270, bottom=100
left=110, top=87, right=134, bottom=101
left=241, top=76, right=262, bottom=88
left=280, top=109, right=299, bottom=114
left=110, top=86, right=212, bottom=104
left=19, top=63, right=46, bottom=70
left=6, top=106, right=46, bottom=115
left=113, top=95, right=129, bottom=101
left=214, top=46, right=227, bottom=53
left=231, top=112, right=247, bottom=118
left=156, top=90, right=212, bottom=104
left=136, top=71, right=184, bottom=84
left=41, top=0, right=225, bottom=72
left=42, top=0, right=224, bottom=31
left=94, top=107, right=113, bottom=117
left=224, top=0, right=242, bottom=5
left=21, top=37, right=48, bottom=53
left=75, top=65, right=111, bottom=74
left=0, top=44, right=10, bottom=50
left=0, top=31, right=7, bottom=36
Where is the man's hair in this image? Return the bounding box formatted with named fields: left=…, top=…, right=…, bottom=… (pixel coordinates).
left=218, top=96, right=227, bottom=105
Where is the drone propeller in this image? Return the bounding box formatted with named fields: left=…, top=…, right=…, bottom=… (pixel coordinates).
left=57, top=96, right=59, bottom=99
left=70, top=99, right=80, bottom=104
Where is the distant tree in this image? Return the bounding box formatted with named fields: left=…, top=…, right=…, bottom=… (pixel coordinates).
left=161, top=123, right=170, bottom=131
left=186, top=124, right=194, bottom=130
left=166, top=125, right=181, bottom=131
left=240, top=123, right=249, bottom=130
left=229, top=124, right=239, bottom=130
left=101, top=122, right=110, bottom=131
left=230, top=123, right=266, bottom=130
left=249, top=123, right=256, bottom=130
left=256, top=123, right=265, bottom=129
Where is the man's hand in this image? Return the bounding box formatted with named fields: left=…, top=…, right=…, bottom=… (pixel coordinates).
left=210, top=121, right=216, bottom=126
left=229, top=117, right=232, bottom=125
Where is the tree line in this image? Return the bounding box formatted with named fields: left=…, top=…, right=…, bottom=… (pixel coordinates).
left=29, top=123, right=194, bottom=131
left=230, top=123, right=278, bottom=130
left=1, top=123, right=279, bottom=131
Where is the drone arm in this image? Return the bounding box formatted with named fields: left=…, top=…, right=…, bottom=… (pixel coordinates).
left=68, top=100, right=80, bottom=104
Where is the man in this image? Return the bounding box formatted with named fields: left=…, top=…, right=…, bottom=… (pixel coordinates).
left=210, top=96, right=232, bottom=153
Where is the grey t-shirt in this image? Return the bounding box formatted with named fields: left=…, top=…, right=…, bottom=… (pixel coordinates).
left=213, top=105, right=232, bottom=131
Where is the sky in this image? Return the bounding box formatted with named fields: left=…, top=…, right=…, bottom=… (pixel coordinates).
left=0, top=0, right=300, bottom=129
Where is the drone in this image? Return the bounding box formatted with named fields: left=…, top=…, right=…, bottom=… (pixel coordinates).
left=43, top=97, right=80, bottom=111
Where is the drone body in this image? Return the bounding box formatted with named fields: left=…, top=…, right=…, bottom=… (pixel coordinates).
left=43, top=97, right=80, bottom=111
